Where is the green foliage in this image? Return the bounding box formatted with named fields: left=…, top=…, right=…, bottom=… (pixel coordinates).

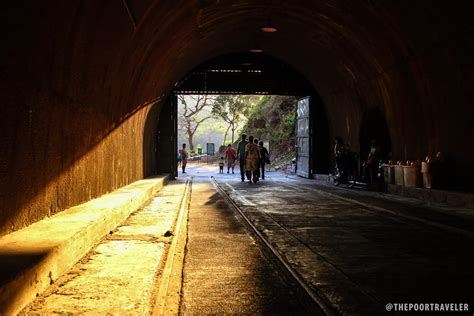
left=282, top=108, right=296, bottom=137
left=240, top=96, right=297, bottom=160
left=211, top=95, right=255, bottom=143
left=178, top=94, right=297, bottom=163
left=248, top=95, right=270, bottom=117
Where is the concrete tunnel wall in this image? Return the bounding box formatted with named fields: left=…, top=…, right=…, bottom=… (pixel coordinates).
left=1, top=1, right=473, bottom=236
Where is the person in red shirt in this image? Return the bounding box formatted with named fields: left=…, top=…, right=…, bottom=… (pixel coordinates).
left=224, top=144, right=237, bottom=174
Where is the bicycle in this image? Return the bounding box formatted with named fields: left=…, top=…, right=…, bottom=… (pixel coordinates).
left=331, top=152, right=360, bottom=188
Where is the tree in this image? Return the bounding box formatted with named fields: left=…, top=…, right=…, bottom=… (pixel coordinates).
left=211, top=95, right=253, bottom=144
left=177, top=95, right=214, bottom=151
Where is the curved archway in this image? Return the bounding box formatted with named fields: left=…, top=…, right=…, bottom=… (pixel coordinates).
left=150, top=52, right=331, bottom=177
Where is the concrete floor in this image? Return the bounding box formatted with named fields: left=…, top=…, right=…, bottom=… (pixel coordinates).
left=182, top=162, right=474, bottom=314
left=180, top=179, right=320, bottom=314
left=17, top=162, right=474, bottom=314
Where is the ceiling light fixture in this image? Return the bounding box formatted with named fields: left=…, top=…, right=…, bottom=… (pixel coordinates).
left=261, top=9, right=277, bottom=33
left=261, top=25, right=277, bottom=33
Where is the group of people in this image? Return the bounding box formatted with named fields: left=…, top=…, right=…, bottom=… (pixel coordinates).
left=178, top=134, right=270, bottom=183
left=236, top=134, right=270, bottom=184
left=217, top=134, right=269, bottom=183
left=180, top=135, right=379, bottom=183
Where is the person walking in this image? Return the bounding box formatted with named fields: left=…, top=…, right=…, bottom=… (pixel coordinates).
left=253, top=138, right=260, bottom=181
left=258, top=141, right=269, bottom=180
left=224, top=144, right=237, bottom=174
left=237, top=134, right=248, bottom=181
left=218, top=157, right=225, bottom=174
left=245, top=136, right=261, bottom=184
left=179, top=143, right=188, bottom=174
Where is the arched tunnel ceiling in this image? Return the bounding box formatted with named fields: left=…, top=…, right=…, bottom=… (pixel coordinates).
left=173, top=52, right=315, bottom=95
left=1, top=0, right=473, bottom=237
left=123, top=0, right=472, bottom=125
left=123, top=0, right=473, bottom=193
left=2, top=0, right=472, bottom=117
left=120, top=0, right=473, bottom=174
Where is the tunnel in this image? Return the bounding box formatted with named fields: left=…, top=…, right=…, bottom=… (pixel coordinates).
left=2, top=2, right=474, bottom=313
left=158, top=52, right=330, bottom=179
left=1, top=1, right=473, bottom=240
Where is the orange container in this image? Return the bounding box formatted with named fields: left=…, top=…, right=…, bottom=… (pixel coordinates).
left=422, top=173, right=432, bottom=189
left=394, top=165, right=404, bottom=186
left=421, top=162, right=430, bottom=173
left=383, top=165, right=395, bottom=184
left=403, top=166, right=421, bottom=188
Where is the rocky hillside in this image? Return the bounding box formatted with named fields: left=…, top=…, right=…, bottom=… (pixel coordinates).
left=240, top=95, right=297, bottom=166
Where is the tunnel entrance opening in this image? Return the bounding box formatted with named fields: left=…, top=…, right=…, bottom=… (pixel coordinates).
left=155, top=52, right=331, bottom=179
left=176, top=94, right=299, bottom=177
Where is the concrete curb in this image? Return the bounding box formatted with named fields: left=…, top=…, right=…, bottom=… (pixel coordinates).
left=283, top=181, right=474, bottom=239
left=387, top=184, right=474, bottom=208
left=153, top=177, right=191, bottom=316
left=312, top=173, right=474, bottom=209
left=0, top=175, right=168, bottom=316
